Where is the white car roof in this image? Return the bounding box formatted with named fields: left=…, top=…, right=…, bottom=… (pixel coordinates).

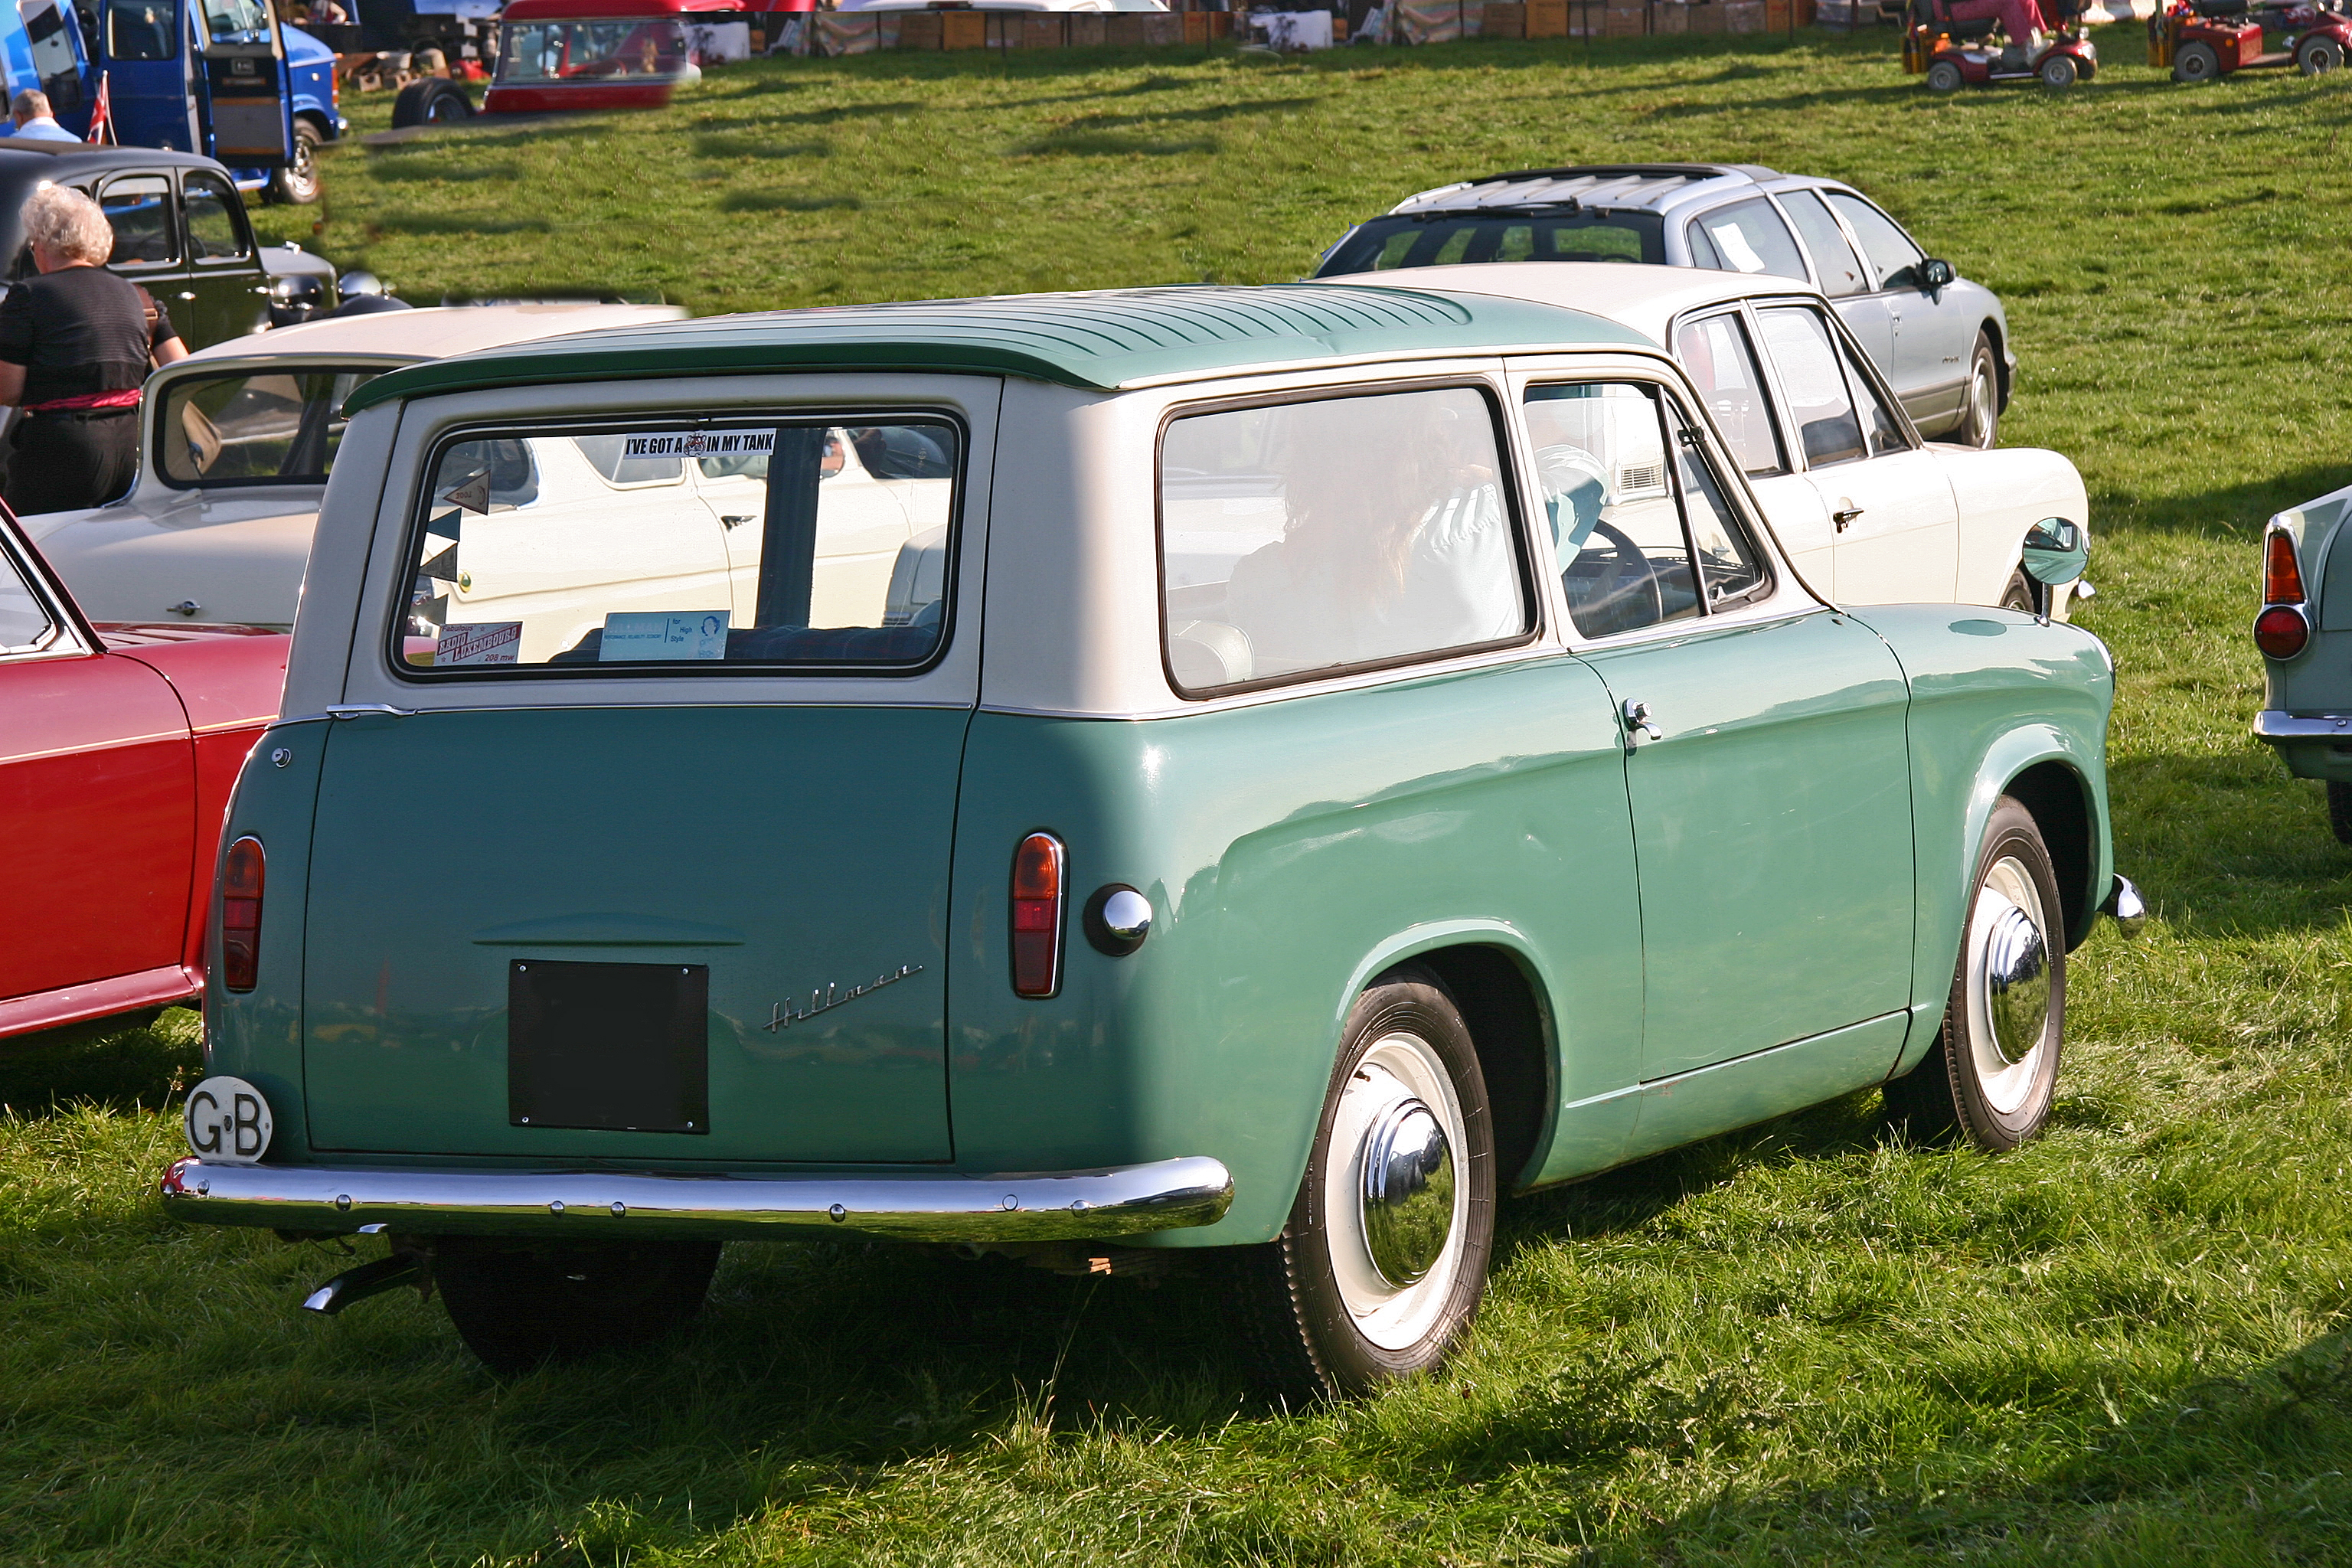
left=181, top=302, right=690, bottom=366
left=1335, top=262, right=1827, bottom=349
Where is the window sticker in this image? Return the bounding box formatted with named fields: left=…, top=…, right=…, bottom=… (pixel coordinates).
left=1706, top=220, right=1768, bottom=274
left=436, top=622, right=522, bottom=665
left=621, top=430, right=776, bottom=461
left=599, top=611, right=730, bottom=662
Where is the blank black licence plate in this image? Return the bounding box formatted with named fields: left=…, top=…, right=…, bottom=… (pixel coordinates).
left=508, top=959, right=709, bottom=1134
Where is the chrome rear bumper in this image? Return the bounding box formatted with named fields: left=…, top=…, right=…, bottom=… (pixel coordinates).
left=2254, top=710, right=2352, bottom=742
left=160, top=1155, right=1234, bottom=1243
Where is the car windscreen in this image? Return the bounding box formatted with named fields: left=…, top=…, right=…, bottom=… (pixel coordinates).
left=158, top=368, right=387, bottom=487
left=1316, top=211, right=1666, bottom=275
left=394, top=416, right=958, bottom=675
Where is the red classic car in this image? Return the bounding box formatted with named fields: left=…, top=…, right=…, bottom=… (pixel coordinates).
left=1, top=505, right=286, bottom=1041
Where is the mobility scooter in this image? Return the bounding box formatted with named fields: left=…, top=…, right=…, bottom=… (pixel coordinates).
left=1906, top=0, right=2100, bottom=88
left=2149, top=0, right=2350, bottom=81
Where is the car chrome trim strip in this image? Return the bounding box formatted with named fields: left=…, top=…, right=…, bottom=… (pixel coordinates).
left=2253, top=710, right=2352, bottom=740
left=161, top=1155, right=1236, bottom=1242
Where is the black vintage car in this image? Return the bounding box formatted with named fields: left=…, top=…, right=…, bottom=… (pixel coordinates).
left=0, top=139, right=335, bottom=349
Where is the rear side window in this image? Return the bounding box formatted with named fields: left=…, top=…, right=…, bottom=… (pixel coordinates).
left=1755, top=307, right=1864, bottom=469
left=1158, top=386, right=1530, bottom=694
left=1683, top=198, right=1808, bottom=282
left=396, top=416, right=959, bottom=674
left=159, top=367, right=384, bottom=485
left=1776, top=190, right=1869, bottom=297
left=183, top=173, right=250, bottom=262
left=99, top=176, right=176, bottom=268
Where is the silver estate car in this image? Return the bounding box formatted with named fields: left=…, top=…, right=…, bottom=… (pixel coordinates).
left=1315, top=163, right=2015, bottom=449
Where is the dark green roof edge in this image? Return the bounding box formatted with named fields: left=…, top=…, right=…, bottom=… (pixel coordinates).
left=343, top=284, right=1651, bottom=416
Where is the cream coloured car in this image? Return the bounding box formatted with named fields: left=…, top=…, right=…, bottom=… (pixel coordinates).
left=1348, top=263, right=2090, bottom=617
left=19, top=303, right=688, bottom=631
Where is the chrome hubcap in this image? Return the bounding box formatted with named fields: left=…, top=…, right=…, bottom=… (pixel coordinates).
left=1323, top=1032, right=1468, bottom=1351
left=1360, top=1098, right=1452, bottom=1285
left=1965, top=856, right=2053, bottom=1115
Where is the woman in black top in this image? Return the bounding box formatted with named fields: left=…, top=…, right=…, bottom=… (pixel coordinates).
left=0, top=185, right=188, bottom=515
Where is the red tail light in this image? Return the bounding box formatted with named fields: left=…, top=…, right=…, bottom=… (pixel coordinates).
left=2265, top=528, right=2306, bottom=605
left=2256, top=603, right=2311, bottom=661
left=220, top=836, right=264, bottom=993
left=1010, top=832, right=1065, bottom=998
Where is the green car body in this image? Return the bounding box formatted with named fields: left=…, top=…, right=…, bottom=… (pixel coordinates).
left=162, top=286, right=2124, bottom=1370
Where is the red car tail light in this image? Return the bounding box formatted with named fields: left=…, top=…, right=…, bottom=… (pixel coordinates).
left=2256, top=604, right=2311, bottom=661
left=2265, top=528, right=2306, bottom=605
left=1011, top=832, right=1066, bottom=998
left=220, top=836, right=264, bottom=993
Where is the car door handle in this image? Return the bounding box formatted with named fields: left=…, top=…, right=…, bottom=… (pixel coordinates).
left=1832, top=501, right=1864, bottom=533
left=325, top=704, right=414, bottom=720
left=1622, top=698, right=1662, bottom=743
left=175, top=290, right=197, bottom=300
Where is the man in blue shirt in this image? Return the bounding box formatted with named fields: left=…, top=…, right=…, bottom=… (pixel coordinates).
left=9, top=92, right=80, bottom=143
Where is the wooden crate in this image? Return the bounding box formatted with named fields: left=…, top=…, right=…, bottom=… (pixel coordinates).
left=1018, top=14, right=1067, bottom=47
left=1602, top=3, right=1646, bottom=33
left=1764, top=0, right=1790, bottom=25
left=1725, top=0, right=1766, bottom=26
left=1482, top=1, right=1527, bottom=35
left=1687, top=0, right=1726, bottom=29
left=1527, top=0, right=1570, bottom=33
left=942, top=11, right=985, bottom=47
left=1655, top=0, right=1688, bottom=30
left=896, top=11, right=942, bottom=47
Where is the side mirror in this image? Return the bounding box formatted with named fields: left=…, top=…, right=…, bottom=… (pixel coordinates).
left=2019, top=518, right=2088, bottom=623
left=1919, top=257, right=1955, bottom=290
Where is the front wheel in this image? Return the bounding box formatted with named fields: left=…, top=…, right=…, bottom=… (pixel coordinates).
left=2174, top=39, right=2220, bottom=81
left=432, top=1237, right=721, bottom=1374
left=271, top=121, right=322, bottom=205
left=2298, top=34, right=2344, bottom=74
left=1999, top=567, right=2035, bottom=613
left=1958, top=331, right=2001, bottom=449
left=1926, top=57, right=1966, bottom=90
left=2039, top=51, right=2079, bottom=87
left=1884, top=796, right=2065, bottom=1151
left=1227, top=968, right=1494, bottom=1402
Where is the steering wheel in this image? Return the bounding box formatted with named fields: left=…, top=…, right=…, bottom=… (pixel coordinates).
left=1573, top=519, right=1668, bottom=632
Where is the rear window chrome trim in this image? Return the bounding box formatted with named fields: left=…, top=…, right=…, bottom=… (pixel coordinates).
left=383, top=405, right=969, bottom=685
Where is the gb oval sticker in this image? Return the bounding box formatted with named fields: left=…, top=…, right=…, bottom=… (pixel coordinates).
left=184, top=1076, right=273, bottom=1165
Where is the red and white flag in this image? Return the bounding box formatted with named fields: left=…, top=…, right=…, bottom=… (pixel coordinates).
left=84, top=72, right=113, bottom=145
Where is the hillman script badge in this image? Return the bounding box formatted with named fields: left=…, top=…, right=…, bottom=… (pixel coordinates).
left=766, top=964, right=924, bottom=1032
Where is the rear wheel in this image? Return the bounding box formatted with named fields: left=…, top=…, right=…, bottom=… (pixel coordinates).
left=1999, top=567, right=2035, bottom=613
left=1227, top=968, right=1494, bottom=1403
left=2038, top=51, right=2079, bottom=87
left=1958, top=332, right=2001, bottom=449
left=1926, top=57, right=1966, bottom=90
left=2173, top=39, right=2220, bottom=81
left=433, top=1237, right=721, bottom=1374
left=2328, top=781, right=2352, bottom=844
left=391, top=77, right=475, bottom=129
left=1884, top=797, right=2065, bottom=1152
left=2298, top=34, right=2344, bottom=74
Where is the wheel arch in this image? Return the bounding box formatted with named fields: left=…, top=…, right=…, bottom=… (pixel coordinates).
left=1958, top=731, right=2109, bottom=957
left=1336, top=922, right=1558, bottom=1194
left=294, top=109, right=335, bottom=142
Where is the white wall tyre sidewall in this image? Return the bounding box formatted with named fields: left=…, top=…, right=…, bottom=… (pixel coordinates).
left=1963, top=856, right=2053, bottom=1118
left=1318, top=1031, right=1473, bottom=1353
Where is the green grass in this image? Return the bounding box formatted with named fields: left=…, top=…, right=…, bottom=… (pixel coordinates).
left=11, top=26, right=2352, bottom=1566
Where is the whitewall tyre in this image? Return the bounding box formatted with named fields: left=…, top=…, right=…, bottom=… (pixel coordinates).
left=1228, top=967, right=1494, bottom=1401
left=1885, top=796, right=2065, bottom=1152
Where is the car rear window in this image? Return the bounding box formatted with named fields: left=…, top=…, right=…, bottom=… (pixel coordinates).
left=1316, top=211, right=1666, bottom=274
left=1158, top=385, right=1531, bottom=694
left=394, top=416, right=958, bottom=675
left=158, top=368, right=384, bottom=486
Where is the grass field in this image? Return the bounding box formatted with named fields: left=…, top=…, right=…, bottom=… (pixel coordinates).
left=10, top=24, right=2352, bottom=1566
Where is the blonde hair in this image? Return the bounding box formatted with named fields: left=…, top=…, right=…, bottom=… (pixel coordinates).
left=22, top=183, right=114, bottom=267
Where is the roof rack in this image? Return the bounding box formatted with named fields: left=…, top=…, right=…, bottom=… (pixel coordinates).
left=1464, top=162, right=1776, bottom=185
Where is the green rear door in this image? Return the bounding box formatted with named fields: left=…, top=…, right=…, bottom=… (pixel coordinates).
left=302, top=409, right=978, bottom=1163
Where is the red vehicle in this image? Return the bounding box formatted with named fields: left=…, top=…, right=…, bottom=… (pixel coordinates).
left=0, top=506, right=286, bottom=1041
left=1906, top=0, right=2100, bottom=87
left=2150, top=0, right=2350, bottom=80
left=484, top=0, right=740, bottom=114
